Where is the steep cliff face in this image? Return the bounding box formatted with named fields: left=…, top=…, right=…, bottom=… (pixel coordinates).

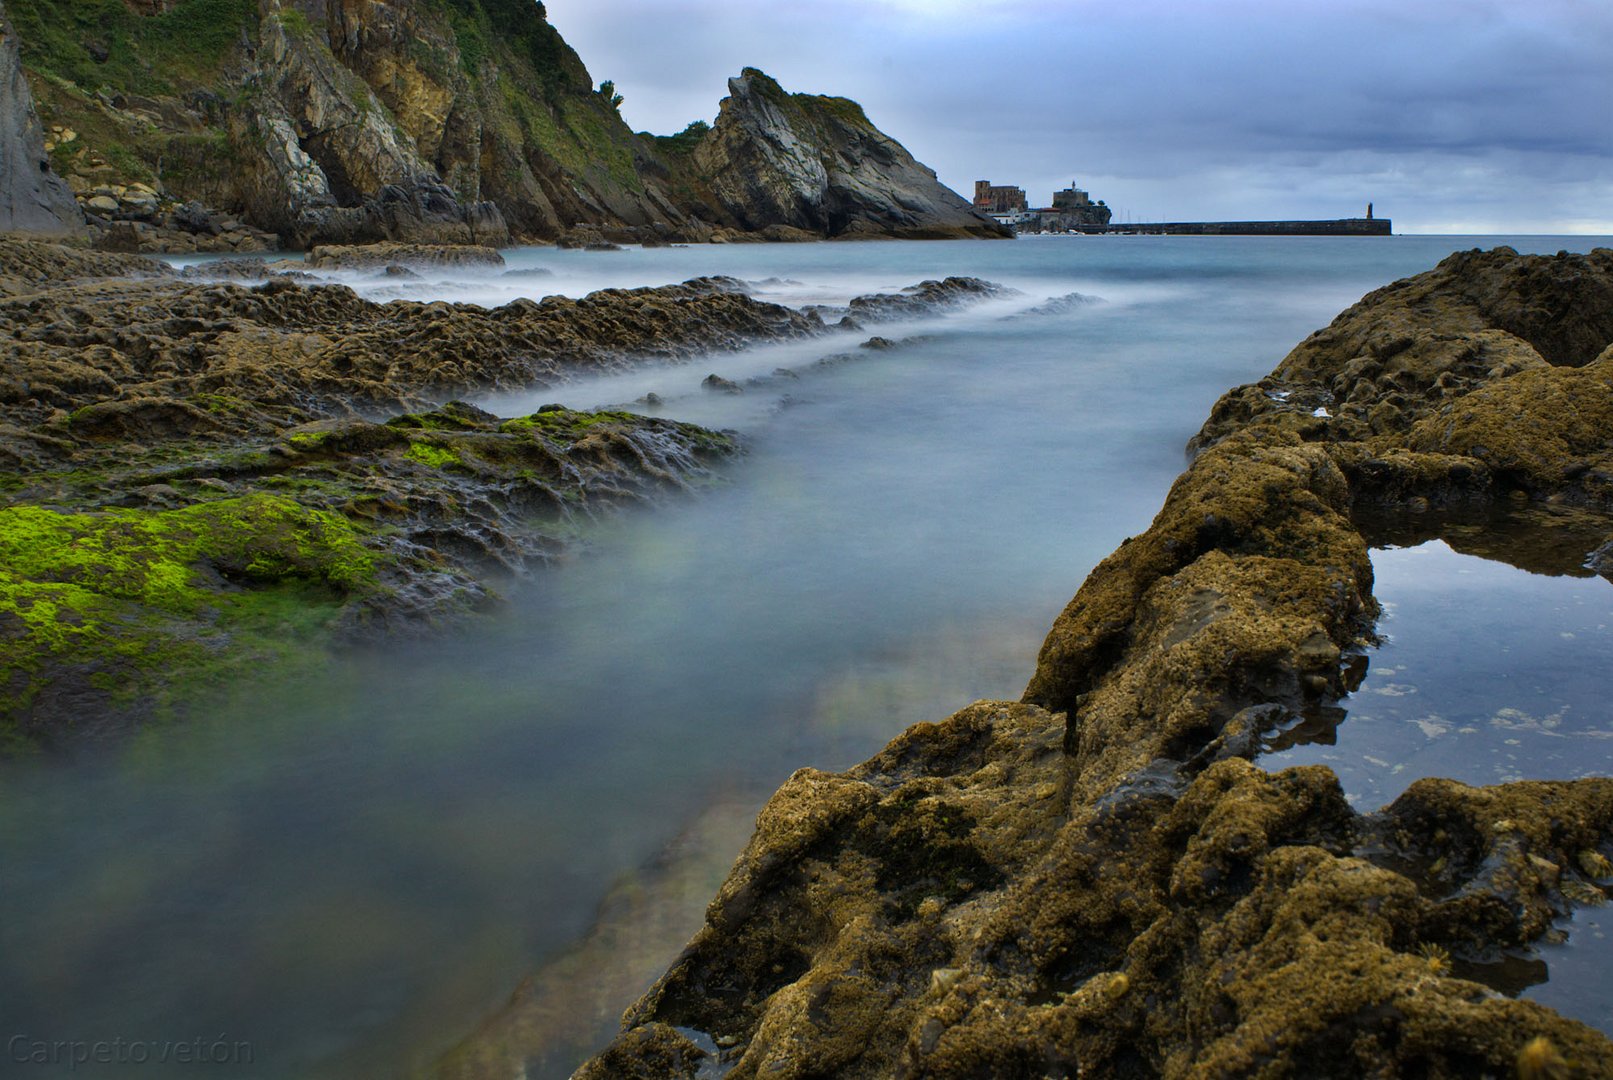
left=3, top=1, right=1000, bottom=246
left=232, top=3, right=508, bottom=247
left=688, top=68, right=1007, bottom=240
left=0, top=0, right=83, bottom=235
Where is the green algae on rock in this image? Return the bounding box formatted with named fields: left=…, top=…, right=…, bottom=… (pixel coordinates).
left=0, top=494, right=381, bottom=747
left=0, top=401, right=743, bottom=747
left=0, top=242, right=1010, bottom=747
left=575, top=247, right=1613, bottom=1078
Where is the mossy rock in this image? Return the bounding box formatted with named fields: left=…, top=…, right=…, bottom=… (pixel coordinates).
left=0, top=494, right=384, bottom=745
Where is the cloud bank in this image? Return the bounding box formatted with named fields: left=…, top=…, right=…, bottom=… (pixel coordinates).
left=549, top=0, right=1612, bottom=232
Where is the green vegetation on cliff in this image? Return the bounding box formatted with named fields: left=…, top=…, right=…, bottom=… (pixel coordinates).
left=6, top=0, right=254, bottom=93
left=8, top=0, right=254, bottom=201
left=651, top=120, right=711, bottom=157
left=436, top=0, right=580, bottom=92
left=6, top=0, right=991, bottom=242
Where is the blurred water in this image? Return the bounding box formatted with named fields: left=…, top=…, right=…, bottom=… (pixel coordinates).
left=3, top=235, right=1608, bottom=1079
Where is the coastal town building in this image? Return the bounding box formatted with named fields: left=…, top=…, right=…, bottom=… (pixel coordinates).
left=1036, top=181, right=1112, bottom=231
left=975, top=179, right=1112, bottom=232
left=973, top=181, right=1029, bottom=215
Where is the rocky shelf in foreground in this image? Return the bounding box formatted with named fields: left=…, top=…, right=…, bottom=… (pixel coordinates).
left=0, top=238, right=1008, bottom=749
left=573, top=247, right=1613, bottom=1078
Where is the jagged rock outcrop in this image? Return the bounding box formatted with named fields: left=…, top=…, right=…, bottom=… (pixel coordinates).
left=688, top=69, right=1007, bottom=240
left=0, top=0, right=83, bottom=235
left=233, top=5, right=509, bottom=248
left=576, top=248, right=1613, bottom=1078
left=1189, top=247, right=1613, bottom=508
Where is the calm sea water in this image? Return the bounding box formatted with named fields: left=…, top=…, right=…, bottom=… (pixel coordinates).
left=2, top=236, right=1608, bottom=1078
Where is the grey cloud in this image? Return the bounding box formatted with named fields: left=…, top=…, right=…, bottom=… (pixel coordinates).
left=546, top=0, right=1613, bottom=232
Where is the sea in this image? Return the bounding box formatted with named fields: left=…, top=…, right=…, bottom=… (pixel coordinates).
left=1, top=234, right=1609, bottom=1077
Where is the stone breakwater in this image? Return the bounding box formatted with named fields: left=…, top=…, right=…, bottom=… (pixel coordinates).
left=579, top=248, right=1613, bottom=1078
left=0, top=238, right=1005, bottom=748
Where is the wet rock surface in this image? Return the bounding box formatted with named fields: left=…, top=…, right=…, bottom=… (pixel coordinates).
left=1191, top=247, right=1613, bottom=507
left=0, top=239, right=1013, bottom=747
left=577, top=247, right=1613, bottom=1078
left=304, top=241, right=506, bottom=271
left=0, top=243, right=795, bottom=744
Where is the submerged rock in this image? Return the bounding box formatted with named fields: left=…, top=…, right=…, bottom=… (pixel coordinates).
left=577, top=247, right=1613, bottom=1077
left=0, top=242, right=1022, bottom=746
left=305, top=242, right=506, bottom=271
left=846, top=277, right=1014, bottom=321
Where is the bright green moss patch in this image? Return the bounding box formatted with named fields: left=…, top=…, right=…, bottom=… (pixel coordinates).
left=0, top=495, right=386, bottom=735
left=499, top=408, right=639, bottom=438
left=497, top=409, right=737, bottom=457
left=405, top=441, right=464, bottom=469
left=385, top=406, right=491, bottom=432
left=0, top=496, right=376, bottom=602
left=191, top=393, right=251, bottom=416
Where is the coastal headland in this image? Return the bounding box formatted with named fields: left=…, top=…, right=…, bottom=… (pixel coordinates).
left=566, top=246, right=1613, bottom=1077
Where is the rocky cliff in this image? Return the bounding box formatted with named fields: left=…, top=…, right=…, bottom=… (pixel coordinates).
left=1, top=1, right=1001, bottom=248
left=0, top=0, right=83, bottom=235
left=683, top=68, right=1006, bottom=241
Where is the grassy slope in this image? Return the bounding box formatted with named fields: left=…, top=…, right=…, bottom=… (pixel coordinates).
left=438, top=0, right=647, bottom=203
left=8, top=0, right=254, bottom=195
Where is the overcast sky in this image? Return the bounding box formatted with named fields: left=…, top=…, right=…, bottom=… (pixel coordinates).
left=547, top=0, right=1611, bottom=234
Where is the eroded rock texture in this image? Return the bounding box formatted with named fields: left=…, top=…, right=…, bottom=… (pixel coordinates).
left=580, top=247, right=1613, bottom=1078
left=0, top=240, right=1012, bottom=746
